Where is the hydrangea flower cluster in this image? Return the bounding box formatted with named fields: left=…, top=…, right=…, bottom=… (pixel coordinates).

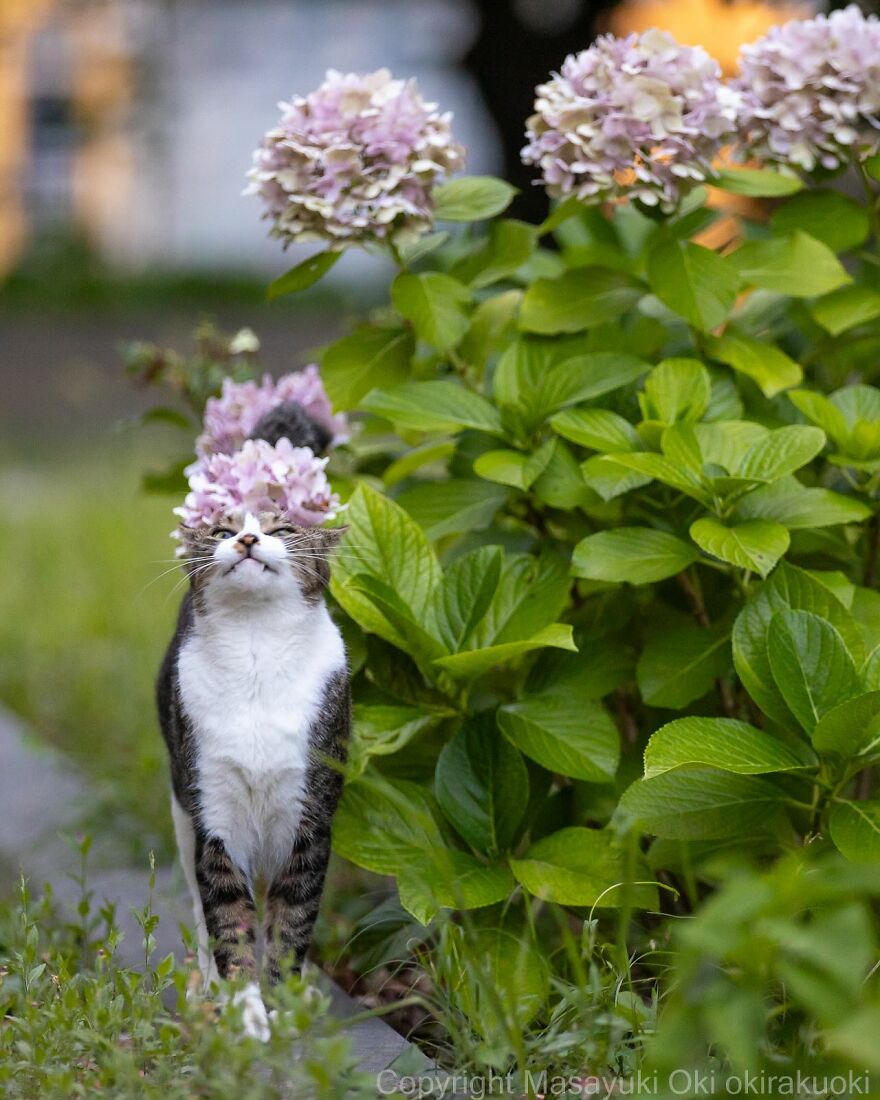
left=196, top=366, right=348, bottom=458
left=175, top=438, right=340, bottom=530
left=246, top=68, right=464, bottom=248
left=735, top=4, right=880, bottom=172
left=521, top=28, right=741, bottom=210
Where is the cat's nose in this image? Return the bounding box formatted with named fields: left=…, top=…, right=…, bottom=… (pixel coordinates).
left=238, top=533, right=259, bottom=548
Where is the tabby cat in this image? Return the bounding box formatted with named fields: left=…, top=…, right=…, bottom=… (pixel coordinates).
left=156, top=405, right=350, bottom=1039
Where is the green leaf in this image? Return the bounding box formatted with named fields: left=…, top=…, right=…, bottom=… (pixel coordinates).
left=346, top=575, right=445, bottom=664
left=610, top=451, right=711, bottom=504
left=810, top=285, right=880, bottom=337
left=435, top=718, right=529, bottom=854
left=396, top=479, right=509, bottom=540
left=735, top=479, right=871, bottom=529
left=534, top=353, right=651, bottom=419
left=334, top=774, right=514, bottom=922
left=432, top=546, right=503, bottom=652
left=573, top=527, right=698, bottom=584
left=646, top=238, right=739, bottom=331
left=331, top=485, right=440, bottom=648
left=619, top=768, right=785, bottom=839
left=713, top=167, right=804, bottom=197
left=498, top=691, right=619, bottom=782
left=581, top=456, right=652, bottom=502
left=510, top=827, right=657, bottom=908
left=519, top=267, right=644, bottom=335
left=550, top=407, right=641, bottom=452
left=432, top=176, right=517, bottom=222
left=142, top=458, right=189, bottom=495
left=737, top=425, right=826, bottom=481
left=382, top=438, right=455, bottom=487
left=695, top=420, right=768, bottom=471
left=830, top=801, right=880, bottom=863
left=637, top=620, right=731, bottom=708
left=473, top=442, right=553, bottom=490
left=333, top=774, right=449, bottom=877
left=770, top=190, right=869, bottom=253
left=452, top=219, right=536, bottom=288
left=643, top=717, right=816, bottom=779
left=812, top=692, right=880, bottom=758
left=704, top=331, right=802, bottom=397
left=469, top=549, right=571, bottom=647
left=349, top=704, right=451, bottom=778
left=139, top=406, right=193, bottom=431
left=642, top=358, right=710, bottom=423
left=459, top=289, right=522, bottom=371
left=788, top=389, right=851, bottom=447
left=391, top=272, right=471, bottom=351
left=398, top=854, right=515, bottom=924
left=730, top=231, right=851, bottom=297
left=733, top=562, right=865, bottom=728
left=767, top=609, right=862, bottom=733
left=690, top=517, right=789, bottom=579
left=450, top=928, right=550, bottom=1040
left=321, top=325, right=413, bottom=409
left=362, top=379, right=503, bottom=435
left=267, top=250, right=341, bottom=298
left=531, top=439, right=592, bottom=509
left=433, top=623, right=576, bottom=680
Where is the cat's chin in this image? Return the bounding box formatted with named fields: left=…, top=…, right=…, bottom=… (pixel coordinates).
left=216, top=557, right=280, bottom=593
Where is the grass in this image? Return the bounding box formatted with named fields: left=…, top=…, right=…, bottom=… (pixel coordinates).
left=0, top=853, right=372, bottom=1099
left=0, top=438, right=188, bottom=858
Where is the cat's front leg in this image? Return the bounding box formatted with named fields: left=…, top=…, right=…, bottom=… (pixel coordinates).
left=194, top=832, right=259, bottom=981
left=195, top=831, right=270, bottom=1040
left=265, top=824, right=332, bottom=985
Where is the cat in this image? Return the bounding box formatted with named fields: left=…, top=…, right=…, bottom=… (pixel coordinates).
left=156, top=404, right=350, bottom=1040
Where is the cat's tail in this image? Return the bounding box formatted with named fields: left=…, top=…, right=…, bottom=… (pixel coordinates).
left=247, top=402, right=332, bottom=455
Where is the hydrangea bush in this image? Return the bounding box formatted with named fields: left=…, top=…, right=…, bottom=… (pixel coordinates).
left=522, top=29, right=741, bottom=210
left=246, top=68, right=464, bottom=251
left=131, top=22, right=880, bottom=1082
left=197, top=367, right=348, bottom=458
left=176, top=438, right=339, bottom=529
left=736, top=4, right=880, bottom=172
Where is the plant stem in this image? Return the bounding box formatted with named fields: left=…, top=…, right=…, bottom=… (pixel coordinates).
left=676, top=569, right=738, bottom=717
left=676, top=569, right=709, bottom=627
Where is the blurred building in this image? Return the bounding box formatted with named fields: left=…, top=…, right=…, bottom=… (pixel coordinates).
left=0, top=0, right=500, bottom=276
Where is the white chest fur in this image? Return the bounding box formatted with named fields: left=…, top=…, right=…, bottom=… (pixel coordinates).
left=178, top=597, right=345, bottom=882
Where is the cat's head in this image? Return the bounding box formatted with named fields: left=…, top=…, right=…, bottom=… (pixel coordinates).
left=177, top=511, right=346, bottom=605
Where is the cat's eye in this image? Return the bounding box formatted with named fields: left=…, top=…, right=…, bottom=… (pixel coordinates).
left=211, top=527, right=236, bottom=540
left=270, top=526, right=296, bottom=537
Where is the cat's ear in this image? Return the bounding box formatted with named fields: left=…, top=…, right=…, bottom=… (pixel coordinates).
left=319, top=524, right=350, bottom=548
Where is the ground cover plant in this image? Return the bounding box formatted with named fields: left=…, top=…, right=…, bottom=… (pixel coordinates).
left=6, top=6, right=880, bottom=1093
left=0, top=850, right=372, bottom=1098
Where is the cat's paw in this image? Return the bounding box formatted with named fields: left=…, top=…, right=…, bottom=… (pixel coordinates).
left=229, top=982, right=271, bottom=1042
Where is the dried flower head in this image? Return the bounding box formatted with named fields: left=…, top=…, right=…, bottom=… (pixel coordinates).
left=734, top=4, right=880, bottom=172
left=196, top=366, right=348, bottom=458
left=246, top=68, right=464, bottom=248
left=521, top=29, right=741, bottom=211
left=175, top=438, right=340, bottom=530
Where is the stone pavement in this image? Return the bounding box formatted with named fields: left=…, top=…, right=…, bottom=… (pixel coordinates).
left=0, top=703, right=434, bottom=1082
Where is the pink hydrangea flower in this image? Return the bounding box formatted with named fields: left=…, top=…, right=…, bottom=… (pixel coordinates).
left=175, top=438, right=340, bottom=530
left=735, top=5, right=880, bottom=172
left=246, top=68, right=464, bottom=248
left=522, top=29, right=741, bottom=211
left=196, top=366, right=348, bottom=458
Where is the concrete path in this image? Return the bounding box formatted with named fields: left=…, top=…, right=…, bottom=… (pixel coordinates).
left=0, top=703, right=434, bottom=1085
